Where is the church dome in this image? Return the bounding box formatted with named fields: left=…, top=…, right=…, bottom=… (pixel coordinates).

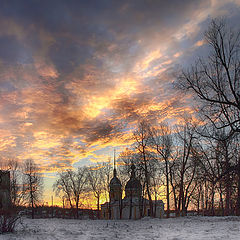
left=125, top=177, right=141, bottom=189
left=110, top=175, right=122, bottom=186
left=125, top=164, right=142, bottom=198
left=109, top=168, right=122, bottom=202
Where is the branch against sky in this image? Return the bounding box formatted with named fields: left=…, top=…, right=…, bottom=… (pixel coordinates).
left=177, top=19, right=240, bottom=138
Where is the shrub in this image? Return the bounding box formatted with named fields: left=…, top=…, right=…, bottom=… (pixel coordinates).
left=0, top=210, right=19, bottom=234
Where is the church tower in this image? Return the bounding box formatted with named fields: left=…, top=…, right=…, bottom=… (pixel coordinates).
left=109, top=151, right=122, bottom=203
left=125, top=164, right=142, bottom=199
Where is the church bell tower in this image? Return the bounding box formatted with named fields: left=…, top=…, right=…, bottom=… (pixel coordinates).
left=109, top=150, right=122, bottom=203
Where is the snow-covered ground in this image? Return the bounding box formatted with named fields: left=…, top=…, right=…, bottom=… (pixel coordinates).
left=1, top=216, right=240, bottom=240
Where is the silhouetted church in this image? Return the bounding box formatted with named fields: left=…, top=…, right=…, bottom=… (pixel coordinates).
left=101, top=164, right=164, bottom=219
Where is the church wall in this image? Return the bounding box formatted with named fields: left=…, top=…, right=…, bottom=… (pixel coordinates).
left=121, top=205, right=128, bottom=219
left=134, top=206, right=141, bottom=219
left=155, top=202, right=164, bottom=218
left=113, top=206, right=121, bottom=219
left=121, top=205, right=141, bottom=220
left=101, top=200, right=164, bottom=220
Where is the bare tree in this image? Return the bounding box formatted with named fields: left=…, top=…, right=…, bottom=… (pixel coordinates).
left=151, top=122, right=173, bottom=218
left=86, top=164, right=105, bottom=219
left=232, top=134, right=240, bottom=215
left=169, top=120, right=199, bottom=216
left=177, top=19, right=240, bottom=138
left=22, top=159, right=43, bottom=219
left=133, top=120, right=154, bottom=217
left=54, top=167, right=87, bottom=218
left=7, top=159, right=24, bottom=207
left=101, top=159, right=112, bottom=203
left=54, top=171, right=74, bottom=209
left=101, top=159, right=113, bottom=219
left=177, top=18, right=240, bottom=216
left=149, top=161, right=163, bottom=218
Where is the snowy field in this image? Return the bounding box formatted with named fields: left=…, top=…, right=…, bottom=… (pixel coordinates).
left=1, top=216, right=240, bottom=240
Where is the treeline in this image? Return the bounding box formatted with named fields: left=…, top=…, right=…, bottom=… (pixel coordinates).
left=2, top=158, right=111, bottom=219
left=53, top=162, right=113, bottom=219
left=174, top=18, right=240, bottom=216
left=120, top=118, right=240, bottom=217
left=52, top=116, right=240, bottom=218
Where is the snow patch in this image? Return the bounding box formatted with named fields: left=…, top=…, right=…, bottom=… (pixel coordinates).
left=1, top=216, right=240, bottom=240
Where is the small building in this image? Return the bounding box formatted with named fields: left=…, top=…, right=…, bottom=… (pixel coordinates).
left=0, top=170, right=11, bottom=210
left=101, top=165, right=164, bottom=220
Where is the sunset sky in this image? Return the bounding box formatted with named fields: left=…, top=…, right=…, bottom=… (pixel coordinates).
left=0, top=0, right=240, bottom=205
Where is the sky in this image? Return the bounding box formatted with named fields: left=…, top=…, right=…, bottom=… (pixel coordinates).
left=0, top=0, right=240, bottom=205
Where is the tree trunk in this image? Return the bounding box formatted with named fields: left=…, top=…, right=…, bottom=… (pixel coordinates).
left=30, top=179, right=34, bottom=219
left=201, top=185, right=204, bottom=215
left=146, top=177, right=153, bottom=217
left=129, top=192, right=132, bottom=219
left=219, top=183, right=224, bottom=216
left=204, top=181, right=208, bottom=214
left=31, top=199, right=34, bottom=219
left=211, top=183, right=215, bottom=216
left=224, top=161, right=231, bottom=216
left=143, top=151, right=153, bottom=217
left=76, top=197, right=79, bottom=219
left=236, top=160, right=240, bottom=216
left=97, top=195, right=100, bottom=219
left=197, top=189, right=200, bottom=215
left=108, top=202, right=111, bottom=219
left=165, top=159, right=170, bottom=218
left=178, top=176, right=184, bottom=217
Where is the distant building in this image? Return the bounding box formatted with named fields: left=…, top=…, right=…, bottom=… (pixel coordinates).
left=0, top=170, right=11, bottom=209
left=101, top=164, right=164, bottom=220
